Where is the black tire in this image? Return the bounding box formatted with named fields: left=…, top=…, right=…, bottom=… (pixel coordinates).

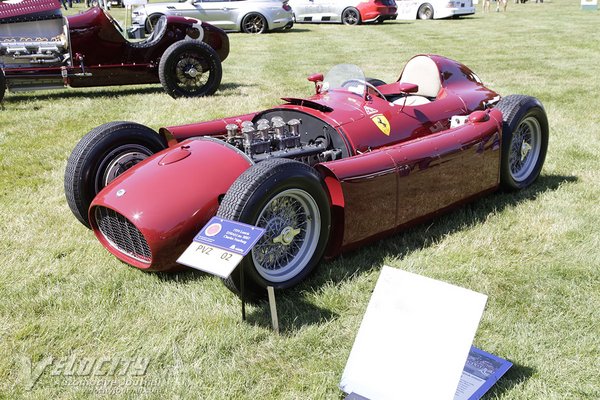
left=241, top=12, right=267, bottom=34
left=342, top=7, right=361, bottom=25
left=158, top=40, right=222, bottom=98
left=64, top=122, right=167, bottom=228
left=145, top=13, right=163, bottom=34
left=217, top=158, right=331, bottom=299
left=0, top=69, right=5, bottom=103
left=496, top=95, right=549, bottom=190
left=366, top=77, right=386, bottom=87
left=417, top=3, right=434, bottom=19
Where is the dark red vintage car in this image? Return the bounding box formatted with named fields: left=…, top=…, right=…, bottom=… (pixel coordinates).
left=0, top=0, right=229, bottom=101
left=64, top=55, right=548, bottom=297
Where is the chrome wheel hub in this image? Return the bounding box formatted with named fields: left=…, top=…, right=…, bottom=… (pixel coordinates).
left=187, top=67, right=199, bottom=78
left=176, top=57, right=205, bottom=87
left=273, top=226, right=301, bottom=246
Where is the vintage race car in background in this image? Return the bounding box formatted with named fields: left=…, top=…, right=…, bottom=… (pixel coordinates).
left=0, top=0, right=229, bottom=101
left=64, top=54, right=548, bottom=298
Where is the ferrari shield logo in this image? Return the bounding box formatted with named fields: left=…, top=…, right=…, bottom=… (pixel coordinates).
left=371, top=114, right=391, bottom=136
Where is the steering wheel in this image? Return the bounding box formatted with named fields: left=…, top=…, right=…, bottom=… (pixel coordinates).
left=341, top=78, right=386, bottom=100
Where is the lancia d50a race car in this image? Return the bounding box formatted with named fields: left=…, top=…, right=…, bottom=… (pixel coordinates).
left=65, top=55, right=548, bottom=298
left=0, top=0, right=229, bottom=101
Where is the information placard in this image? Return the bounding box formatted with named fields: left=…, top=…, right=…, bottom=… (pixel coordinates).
left=340, top=266, right=488, bottom=400
left=454, top=347, right=513, bottom=400
left=177, top=217, right=265, bottom=278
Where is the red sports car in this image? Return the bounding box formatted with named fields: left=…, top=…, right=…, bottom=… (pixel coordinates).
left=64, top=55, right=548, bottom=298
left=290, top=0, right=397, bottom=25
left=0, top=0, right=229, bottom=101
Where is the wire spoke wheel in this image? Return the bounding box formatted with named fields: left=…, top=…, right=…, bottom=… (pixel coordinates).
left=252, top=189, right=320, bottom=283
left=159, top=40, right=222, bottom=98
left=217, top=158, right=331, bottom=298
left=173, top=55, right=209, bottom=94
left=509, top=116, right=541, bottom=183
left=497, top=94, right=548, bottom=190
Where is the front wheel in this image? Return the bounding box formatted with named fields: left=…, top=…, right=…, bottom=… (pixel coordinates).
left=241, top=12, right=267, bottom=34
left=417, top=3, right=434, bottom=19
left=158, top=40, right=222, bottom=98
left=342, top=7, right=361, bottom=25
left=217, top=158, right=331, bottom=299
left=64, top=122, right=167, bottom=228
left=496, top=95, right=549, bottom=190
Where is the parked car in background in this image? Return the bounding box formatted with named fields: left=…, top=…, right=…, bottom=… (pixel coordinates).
left=133, top=0, right=294, bottom=34
left=289, top=0, right=397, bottom=25
left=396, top=0, right=474, bottom=20
left=0, top=0, right=230, bottom=100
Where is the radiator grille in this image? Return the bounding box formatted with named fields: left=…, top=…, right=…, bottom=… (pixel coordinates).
left=94, top=207, right=151, bottom=263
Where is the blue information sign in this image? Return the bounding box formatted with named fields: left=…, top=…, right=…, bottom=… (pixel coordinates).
left=193, top=217, right=265, bottom=256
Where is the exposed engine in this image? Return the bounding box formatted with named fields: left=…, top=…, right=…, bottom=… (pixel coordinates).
left=224, top=116, right=344, bottom=165
left=0, top=17, right=69, bottom=68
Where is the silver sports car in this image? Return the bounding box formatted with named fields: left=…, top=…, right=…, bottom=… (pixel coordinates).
left=132, top=0, right=294, bottom=34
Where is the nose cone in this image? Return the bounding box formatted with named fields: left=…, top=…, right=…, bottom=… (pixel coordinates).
left=89, top=137, right=253, bottom=271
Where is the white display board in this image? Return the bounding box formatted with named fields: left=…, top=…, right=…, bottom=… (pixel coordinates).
left=123, top=0, right=147, bottom=6
left=581, top=0, right=598, bottom=10
left=340, top=266, right=488, bottom=400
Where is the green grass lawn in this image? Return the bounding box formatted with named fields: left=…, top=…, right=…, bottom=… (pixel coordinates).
left=1, top=0, right=599, bottom=398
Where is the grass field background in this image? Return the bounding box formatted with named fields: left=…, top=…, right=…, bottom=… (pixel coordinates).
left=1, top=0, right=599, bottom=398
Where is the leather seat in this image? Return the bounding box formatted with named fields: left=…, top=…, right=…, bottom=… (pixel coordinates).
left=129, top=16, right=168, bottom=48
left=394, top=55, right=442, bottom=106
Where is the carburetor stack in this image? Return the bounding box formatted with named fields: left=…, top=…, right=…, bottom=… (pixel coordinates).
left=225, top=116, right=334, bottom=165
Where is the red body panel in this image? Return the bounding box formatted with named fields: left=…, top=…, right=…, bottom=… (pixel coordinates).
left=3, top=8, right=229, bottom=88
left=90, top=138, right=252, bottom=271
left=358, top=0, right=398, bottom=22
left=88, top=55, right=506, bottom=272
left=318, top=108, right=502, bottom=252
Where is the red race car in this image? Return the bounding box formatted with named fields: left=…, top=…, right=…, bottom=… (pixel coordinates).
left=0, top=0, right=229, bottom=101
left=64, top=55, right=548, bottom=298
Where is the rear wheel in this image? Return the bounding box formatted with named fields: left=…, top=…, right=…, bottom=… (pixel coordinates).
left=159, top=40, right=222, bottom=98
left=342, top=7, right=361, bottom=25
left=496, top=95, right=549, bottom=190
left=217, top=158, right=331, bottom=299
left=64, top=122, right=167, bottom=228
left=417, top=3, right=434, bottom=19
left=241, top=12, right=267, bottom=34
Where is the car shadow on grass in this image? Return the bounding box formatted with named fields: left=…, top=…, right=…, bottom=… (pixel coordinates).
left=305, top=173, right=579, bottom=293
left=154, top=269, right=338, bottom=333
left=2, top=82, right=250, bottom=103
left=245, top=295, right=338, bottom=334
left=157, top=174, right=576, bottom=334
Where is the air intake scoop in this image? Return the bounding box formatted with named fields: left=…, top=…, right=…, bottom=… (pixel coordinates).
left=158, top=145, right=191, bottom=165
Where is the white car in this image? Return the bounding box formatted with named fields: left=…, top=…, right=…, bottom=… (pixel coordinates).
left=395, top=0, right=475, bottom=20
left=133, top=0, right=294, bottom=34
